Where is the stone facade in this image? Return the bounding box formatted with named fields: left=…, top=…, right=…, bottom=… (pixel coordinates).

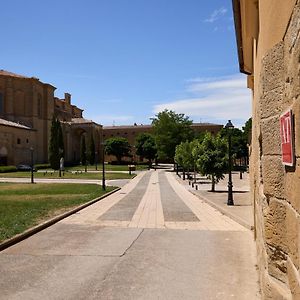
left=233, top=0, right=300, bottom=298
left=0, top=70, right=102, bottom=166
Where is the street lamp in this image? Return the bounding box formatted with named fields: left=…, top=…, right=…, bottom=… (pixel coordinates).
left=85, top=151, right=87, bottom=173
left=101, top=142, right=106, bottom=191
left=30, top=146, right=34, bottom=184
left=225, top=120, right=234, bottom=205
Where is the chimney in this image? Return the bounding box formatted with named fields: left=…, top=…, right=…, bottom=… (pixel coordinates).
left=64, top=93, right=71, bottom=104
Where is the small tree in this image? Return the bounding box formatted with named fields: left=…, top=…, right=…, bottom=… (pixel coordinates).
left=57, top=119, right=64, bottom=158
left=196, top=133, right=227, bottom=192
left=135, top=133, right=157, bottom=168
left=88, top=134, right=95, bottom=165
left=105, top=137, right=131, bottom=164
left=80, top=135, right=87, bottom=166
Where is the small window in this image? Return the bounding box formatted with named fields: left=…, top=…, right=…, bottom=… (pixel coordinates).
left=17, top=138, right=21, bottom=144
left=26, top=138, right=29, bottom=143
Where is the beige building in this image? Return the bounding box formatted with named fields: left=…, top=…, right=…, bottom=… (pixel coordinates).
left=0, top=70, right=102, bottom=166
left=233, top=0, right=300, bottom=298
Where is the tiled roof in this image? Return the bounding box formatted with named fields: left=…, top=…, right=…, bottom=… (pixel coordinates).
left=0, top=70, right=29, bottom=79
left=0, top=118, right=32, bottom=130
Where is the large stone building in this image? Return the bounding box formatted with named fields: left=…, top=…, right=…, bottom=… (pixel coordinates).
left=233, top=1, right=300, bottom=298
left=0, top=70, right=102, bottom=166
left=0, top=69, right=223, bottom=166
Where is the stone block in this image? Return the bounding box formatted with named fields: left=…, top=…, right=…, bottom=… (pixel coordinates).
left=262, top=155, right=285, bottom=199
left=264, top=198, right=288, bottom=253
left=285, top=208, right=299, bottom=269
left=284, top=159, right=300, bottom=213
left=261, top=116, right=281, bottom=155
left=266, top=245, right=287, bottom=284
left=287, top=258, right=300, bottom=299
left=260, top=86, right=284, bottom=119
left=261, top=42, right=285, bottom=94
left=263, top=269, right=292, bottom=300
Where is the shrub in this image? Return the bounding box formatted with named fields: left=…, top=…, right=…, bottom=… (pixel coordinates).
left=0, top=166, right=17, bottom=173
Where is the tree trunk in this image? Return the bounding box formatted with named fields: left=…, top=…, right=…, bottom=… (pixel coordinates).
left=183, top=169, right=186, bottom=180
left=211, top=175, right=215, bottom=192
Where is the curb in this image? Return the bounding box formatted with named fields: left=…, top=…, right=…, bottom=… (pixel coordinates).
left=0, top=187, right=121, bottom=252
left=190, top=189, right=254, bottom=231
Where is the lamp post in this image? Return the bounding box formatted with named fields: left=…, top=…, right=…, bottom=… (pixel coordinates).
left=101, top=142, right=106, bottom=191
left=225, top=120, right=234, bottom=205
left=30, top=146, right=34, bottom=184
left=85, top=151, right=87, bottom=173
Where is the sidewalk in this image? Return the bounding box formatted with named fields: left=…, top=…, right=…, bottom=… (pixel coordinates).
left=176, top=171, right=254, bottom=230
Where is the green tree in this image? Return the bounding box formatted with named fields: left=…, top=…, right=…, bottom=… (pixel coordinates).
left=57, top=119, right=64, bottom=158
left=80, top=135, right=87, bottom=166
left=48, top=116, right=62, bottom=170
left=105, top=137, right=131, bottom=163
left=242, top=117, right=252, bottom=144
left=152, top=110, right=194, bottom=161
left=220, top=127, right=248, bottom=165
left=49, top=116, right=59, bottom=169
left=196, top=133, right=228, bottom=192
left=88, top=134, right=95, bottom=165
left=135, top=133, right=157, bottom=168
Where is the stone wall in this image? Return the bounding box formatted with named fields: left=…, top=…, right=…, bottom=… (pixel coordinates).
left=254, top=3, right=300, bottom=298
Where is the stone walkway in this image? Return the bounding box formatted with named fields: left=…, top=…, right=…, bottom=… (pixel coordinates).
left=62, top=170, right=247, bottom=232
left=0, top=168, right=260, bottom=300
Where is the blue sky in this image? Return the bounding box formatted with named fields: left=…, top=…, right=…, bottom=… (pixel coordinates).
left=1, top=0, right=251, bottom=128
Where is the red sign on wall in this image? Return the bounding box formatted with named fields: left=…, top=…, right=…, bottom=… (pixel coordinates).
left=280, top=109, right=294, bottom=166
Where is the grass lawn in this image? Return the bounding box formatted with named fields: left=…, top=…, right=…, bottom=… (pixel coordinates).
left=0, top=171, right=135, bottom=180
left=0, top=183, right=115, bottom=242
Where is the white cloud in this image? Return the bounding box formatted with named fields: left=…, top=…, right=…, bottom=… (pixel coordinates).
left=153, top=74, right=251, bottom=127
left=204, top=7, right=228, bottom=23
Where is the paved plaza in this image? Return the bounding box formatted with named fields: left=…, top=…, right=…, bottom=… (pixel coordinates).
left=0, top=169, right=260, bottom=299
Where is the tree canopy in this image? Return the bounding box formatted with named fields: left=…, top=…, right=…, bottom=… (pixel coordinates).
left=48, top=116, right=64, bottom=170
left=152, top=109, right=194, bottom=161
left=195, top=133, right=228, bottom=191
left=105, top=137, right=131, bottom=163
left=135, top=133, right=157, bottom=167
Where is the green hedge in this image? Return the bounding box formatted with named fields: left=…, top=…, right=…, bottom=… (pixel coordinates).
left=0, top=166, right=17, bottom=173
left=34, top=163, right=51, bottom=170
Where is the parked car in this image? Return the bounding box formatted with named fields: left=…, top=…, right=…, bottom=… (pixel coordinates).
left=16, top=164, right=36, bottom=171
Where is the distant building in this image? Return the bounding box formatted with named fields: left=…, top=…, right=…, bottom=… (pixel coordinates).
left=103, top=123, right=222, bottom=162
left=0, top=70, right=102, bottom=166
left=0, top=69, right=222, bottom=166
